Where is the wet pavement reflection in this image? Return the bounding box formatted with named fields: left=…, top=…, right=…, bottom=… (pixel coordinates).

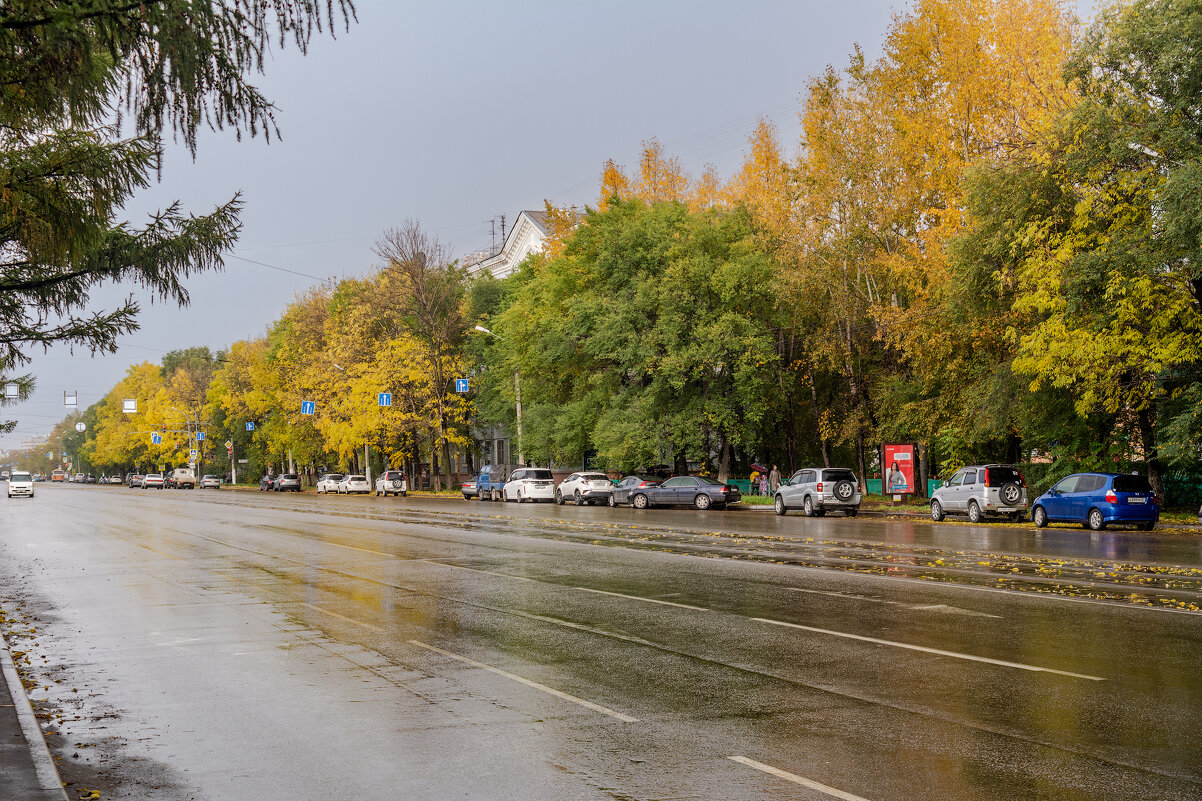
left=0, top=484, right=1198, bottom=800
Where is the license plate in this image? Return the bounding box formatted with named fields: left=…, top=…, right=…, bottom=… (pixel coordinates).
left=997, top=507, right=1015, bottom=513
left=1129, top=497, right=1146, bottom=504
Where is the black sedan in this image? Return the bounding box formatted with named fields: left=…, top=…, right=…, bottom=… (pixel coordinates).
left=608, top=475, right=662, bottom=507
left=629, top=475, right=741, bottom=510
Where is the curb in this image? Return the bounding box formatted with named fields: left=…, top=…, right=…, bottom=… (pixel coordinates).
left=0, top=622, right=69, bottom=801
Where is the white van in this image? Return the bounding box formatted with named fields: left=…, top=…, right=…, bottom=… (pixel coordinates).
left=170, top=468, right=196, bottom=489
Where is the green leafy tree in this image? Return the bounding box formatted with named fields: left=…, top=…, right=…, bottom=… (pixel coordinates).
left=0, top=1, right=355, bottom=431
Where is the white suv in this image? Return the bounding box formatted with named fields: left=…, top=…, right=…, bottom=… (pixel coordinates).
left=775, top=467, right=861, bottom=517
left=7, top=471, right=33, bottom=498
left=375, top=470, right=408, bottom=497
left=555, top=472, right=612, bottom=505
left=503, top=468, right=556, bottom=503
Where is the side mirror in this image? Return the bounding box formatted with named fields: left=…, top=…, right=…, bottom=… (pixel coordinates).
left=941, top=480, right=949, bottom=488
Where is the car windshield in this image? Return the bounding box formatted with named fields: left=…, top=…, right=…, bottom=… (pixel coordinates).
left=347, top=475, right=365, bottom=481
left=581, top=473, right=608, bottom=481
left=1113, top=475, right=1153, bottom=493
left=696, top=476, right=724, bottom=486
left=12, top=473, right=30, bottom=481
left=526, top=469, right=553, bottom=480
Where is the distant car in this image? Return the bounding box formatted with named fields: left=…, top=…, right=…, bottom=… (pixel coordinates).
left=201, top=475, right=222, bottom=489
left=108, top=475, right=123, bottom=485
left=33, top=474, right=45, bottom=482
left=461, top=478, right=478, bottom=500
left=930, top=464, right=1028, bottom=523
left=1031, top=473, right=1159, bottom=531
left=7, top=471, right=33, bottom=498
left=608, top=475, right=662, bottom=507
left=775, top=467, right=861, bottom=517
left=629, top=475, right=740, bottom=510
left=273, top=473, right=301, bottom=492
left=475, top=464, right=516, bottom=502
left=337, top=474, right=370, bottom=494
left=503, top=468, right=556, bottom=503
left=375, top=470, right=407, bottom=497
left=142, top=473, right=165, bottom=489
left=259, top=475, right=275, bottom=491
left=555, top=472, right=613, bottom=505
left=128, top=474, right=143, bottom=488
left=84, top=474, right=97, bottom=484
left=316, top=473, right=343, bottom=494
left=170, top=468, right=196, bottom=489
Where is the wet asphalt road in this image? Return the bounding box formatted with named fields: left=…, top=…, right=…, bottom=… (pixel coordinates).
left=1, top=484, right=1200, bottom=800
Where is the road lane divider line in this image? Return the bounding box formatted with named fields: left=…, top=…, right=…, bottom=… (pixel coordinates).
left=729, top=756, right=871, bottom=801
left=751, top=617, right=1104, bottom=681
left=299, top=603, right=384, bottom=632
left=407, top=640, right=638, bottom=722
left=419, top=560, right=538, bottom=582
left=573, top=587, right=709, bottom=610
left=785, top=587, right=1001, bottom=618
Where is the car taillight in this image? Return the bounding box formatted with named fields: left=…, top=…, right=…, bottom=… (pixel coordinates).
left=816, top=482, right=823, bottom=492
left=1106, top=489, right=1117, bottom=503
left=1018, top=472, right=1026, bottom=487
left=983, top=468, right=990, bottom=486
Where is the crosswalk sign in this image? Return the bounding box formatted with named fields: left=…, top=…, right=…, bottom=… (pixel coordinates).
left=151, top=432, right=162, bottom=445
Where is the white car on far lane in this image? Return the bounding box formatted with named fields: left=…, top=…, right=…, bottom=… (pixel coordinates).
left=503, top=467, right=556, bottom=503
left=337, top=474, right=370, bottom=494
left=316, top=473, right=343, bottom=494
left=555, top=472, right=613, bottom=505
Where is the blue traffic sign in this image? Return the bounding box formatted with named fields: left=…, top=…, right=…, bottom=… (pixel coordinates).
left=196, top=431, right=205, bottom=441
left=246, top=421, right=255, bottom=431
left=455, top=378, right=469, bottom=393
left=378, top=392, right=392, bottom=407
left=301, top=400, right=315, bottom=415
left=151, top=432, right=162, bottom=445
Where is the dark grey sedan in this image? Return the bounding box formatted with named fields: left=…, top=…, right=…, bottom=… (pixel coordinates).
left=608, top=475, right=662, bottom=507
left=630, top=475, right=741, bottom=510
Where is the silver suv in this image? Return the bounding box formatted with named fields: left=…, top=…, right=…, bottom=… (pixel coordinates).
left=930, top=464, right=1027, bottom=523
left=775, top=467, right=861, bottom=517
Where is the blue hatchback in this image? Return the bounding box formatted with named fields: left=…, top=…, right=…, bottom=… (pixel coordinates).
left=1032, top=473, right=1159, bottom=531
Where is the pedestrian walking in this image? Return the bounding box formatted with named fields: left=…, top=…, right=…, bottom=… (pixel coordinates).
left=769, top=465, right=782, bottom=493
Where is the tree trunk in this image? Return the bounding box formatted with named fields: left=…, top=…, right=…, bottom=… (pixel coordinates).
left=717, top=435, right=731, bottom=483
left=808, top=369, right=829, bottom=468
left=1136, top=406, right=1165, bottom=501
left=856, top=434, right=867, bottom=495
left=917, top=442, right=929, bottom=499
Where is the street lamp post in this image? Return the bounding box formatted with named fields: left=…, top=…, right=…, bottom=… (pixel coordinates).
left=473, top=325, right=523, bottom=466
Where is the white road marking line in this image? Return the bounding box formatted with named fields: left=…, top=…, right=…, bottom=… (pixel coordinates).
left=419, top=560, right=537, bottom=582
left=785, top=587, right=1001, bottom=618
left=729, top=756, right=871, bottom=801
left=299, top=603, right=384, bottom=632
left=751, top=617, right=1104, bottom=681
left=408, top=639, right=638, bottom=722
left=573, top=587, right=709, bottom=611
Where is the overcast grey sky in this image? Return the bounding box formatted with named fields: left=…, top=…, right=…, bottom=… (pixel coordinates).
left=1, top=0, right=1099, bottom=452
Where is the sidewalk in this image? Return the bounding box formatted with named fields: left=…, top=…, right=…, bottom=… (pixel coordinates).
left=0, top=623, right=68, bottom=801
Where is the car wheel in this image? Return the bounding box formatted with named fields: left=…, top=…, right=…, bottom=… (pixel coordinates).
left=1138, top=521, right=1154, bottom=531
left=774, top=495, right=786, bottom=516
left=833, top=480, right=855, bottom=503
left=967, top=501, right=982, bottom=524
left=555, top=490, right=564, bottom=505
left=694, top=493, right=711, bottom=510
left=574, top=490, right=583, bottom=505
left=633, top=493, right=649, bottom=510
left=930, top=499, right=944, bottom=522
left=1008, top=511, right=1025, bottom=524
left=608, top=493, right=616, bottom=508
left=846, top=508, right=858, bottom=517
left=1033, top=506, right=1048, bottom=528
left=1088, top=507, right=1106, bottom=531
left=1000, top=482, right=1023, bottom=507
left=803, top=496, right=814, bottom=517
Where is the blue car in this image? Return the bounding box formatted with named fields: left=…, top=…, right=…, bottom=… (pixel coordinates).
left=1032, top=473, right=1158, bottom=531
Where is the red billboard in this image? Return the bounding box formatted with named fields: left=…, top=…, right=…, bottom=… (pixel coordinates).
left=883, top=443, right=916, bottom=495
